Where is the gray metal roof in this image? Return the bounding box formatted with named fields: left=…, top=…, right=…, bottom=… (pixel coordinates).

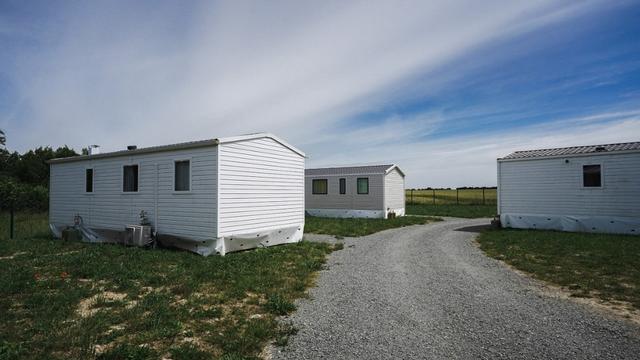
left=499, top=141, right=640, bottom=161
left=306, top=164, right=404, bottom=176
left=48, top=133, right=305, bottom=164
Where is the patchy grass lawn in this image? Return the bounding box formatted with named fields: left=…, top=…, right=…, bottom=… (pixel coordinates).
left=304, top=214, right=441, bottom=237
left=477, top=228, right=640, bottom=310
left=0, top=213, right=340, bottom=359
left=406, top=204, right=496, bottom=218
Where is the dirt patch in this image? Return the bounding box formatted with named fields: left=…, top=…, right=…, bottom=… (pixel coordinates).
left=76, top=291, right=130, bottom=318
left=260, top=344, right=274, bottom=360
left=0, top=251, right=28, bottom=260
left=94, top=342, right=116, bottom=355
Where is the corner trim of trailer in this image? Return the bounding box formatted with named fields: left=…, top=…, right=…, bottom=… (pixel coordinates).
left=215, top=145, right=221, bottom=239
left=217, top=133, right=306, bottom=157
left=496, top=161, right=501, bottom=215
left=384, top=164, right=405, bottom=177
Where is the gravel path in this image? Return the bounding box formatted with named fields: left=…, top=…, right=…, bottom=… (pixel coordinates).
left=272, top=218, right=640, bottom=359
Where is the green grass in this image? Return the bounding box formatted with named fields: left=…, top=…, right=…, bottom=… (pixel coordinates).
left=477, top=228, right=640, bottom=310
left=304, top=214, right=441, bottom=237
left=406, top=204, right=496, bottom=218
left=0, top=211, right=51, bottom=240
left=0, top=213, right=340, bottom=359
left=404, top=188, right=498, bottom=218
left=406, top=188, right=497, bottom=205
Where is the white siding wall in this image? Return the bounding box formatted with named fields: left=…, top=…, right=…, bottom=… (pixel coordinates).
left=49, top=146, right=217, bottom=240
left=498, top=153, right=640, bottom=217
left=384, top=168, right=405, bottom=211
left=217, top=137, right=304, bottom=236
left=305, top=174, right=384, bottom=211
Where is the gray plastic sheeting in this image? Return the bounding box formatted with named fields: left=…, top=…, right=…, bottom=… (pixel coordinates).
left=501, top=213, right=639, bottom=235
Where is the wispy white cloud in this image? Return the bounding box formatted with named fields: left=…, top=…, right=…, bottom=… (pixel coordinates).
left=2, top=0, right=634, bottom=186
left=307, top=110, right=640, bottom=187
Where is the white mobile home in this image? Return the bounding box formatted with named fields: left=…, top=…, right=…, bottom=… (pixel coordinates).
left=497, top=142, right=640, bottom=235
left=48, top=133, right=306, bottom=255
left=305, top=164, right=405, bottom=219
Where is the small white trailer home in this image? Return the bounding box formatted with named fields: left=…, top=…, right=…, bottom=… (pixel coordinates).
left=48, top=133, right=306, bottom=255
left=305, top=164, right=405, bottom=219
left=497, top=142, right=640, bottom=235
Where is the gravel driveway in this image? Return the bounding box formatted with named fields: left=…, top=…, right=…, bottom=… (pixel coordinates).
left=272, top=218, right=640, bottom=359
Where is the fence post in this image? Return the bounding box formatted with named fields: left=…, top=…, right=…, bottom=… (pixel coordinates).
left=9, top=205, right=15, bottom=239
left=482, top=187, right=486, bottom=205
left=456, top=188, right=459, bottom=205
left=432, top=189, right=435, bottom=205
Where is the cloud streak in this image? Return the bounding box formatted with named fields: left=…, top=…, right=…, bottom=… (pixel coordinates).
left=1, top=0, right=638, bottom=186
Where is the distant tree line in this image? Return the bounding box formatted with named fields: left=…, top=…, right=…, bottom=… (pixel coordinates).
left=1, top=130, right=81, bottom=211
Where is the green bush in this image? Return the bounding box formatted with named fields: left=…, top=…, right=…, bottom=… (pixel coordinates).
left=18, top=184, right=48, bottom=211
left=0, top=176, right=49, bottom=211
left=265, top=293, right=296, bottom=315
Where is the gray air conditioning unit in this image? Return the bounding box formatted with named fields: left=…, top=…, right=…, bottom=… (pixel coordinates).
left=125, top=225, right=152, bottom=247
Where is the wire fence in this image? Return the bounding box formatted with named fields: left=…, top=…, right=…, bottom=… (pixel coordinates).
left=406, top=188, right=497, bottom=206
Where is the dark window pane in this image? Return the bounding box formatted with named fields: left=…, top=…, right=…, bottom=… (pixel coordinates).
left=339, top=178, right=346, bottom=194
left=583, top=164, right=601, bottom=187
left=357, top=178, right=369, bottom=194
left=123, top=165, right=139, bottom=192
left=175, top=160, right=190, bottom=191
left=312, top=179, right=328, bottom=194
left=85, top=169, right=93, bottom=193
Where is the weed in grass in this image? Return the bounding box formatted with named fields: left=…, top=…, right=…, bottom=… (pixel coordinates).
left=97, top=343, right=157, bottom=360
left=169, top=343, right=211, bottom=360
left=274, top=322, right=298, bottom=347
left=219, top=353, right=250, bottom=360
left=0, top=341, right=25, bottom=360
left=265, top=294, right=296, bottom=315
left=193, top=305, right=223, bottom=319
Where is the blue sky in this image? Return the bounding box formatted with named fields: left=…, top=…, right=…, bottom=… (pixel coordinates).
left=1, top=1, right=639, bottom=187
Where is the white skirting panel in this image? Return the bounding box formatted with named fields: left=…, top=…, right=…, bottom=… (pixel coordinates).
left=52, top=223, right=304, bottom=256
left=215, top=224, right=304, bottom=256
left=500, top=213, right=639, bottom=235
left=387, top=207, right=405, bottom=217
left=306, top=208, right=385, bottom=219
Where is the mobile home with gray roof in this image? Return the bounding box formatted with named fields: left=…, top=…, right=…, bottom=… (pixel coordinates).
left=497, top=141, right=640, bottom=235
left=305, top=164, right=405, bottom=219
left=48, top=133, right=306, bottom=255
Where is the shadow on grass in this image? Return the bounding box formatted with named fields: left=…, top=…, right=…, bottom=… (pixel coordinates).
left=455, top=224, right=493, bottom=233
